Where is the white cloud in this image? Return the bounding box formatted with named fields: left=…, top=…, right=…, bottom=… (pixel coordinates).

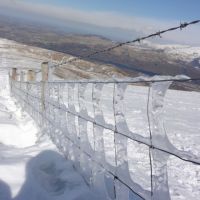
left=0, top=0, right=200, bottom=45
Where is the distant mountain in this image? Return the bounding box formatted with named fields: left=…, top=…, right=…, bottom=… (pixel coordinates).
left=132, top=40, right=200, bottom=64
left=0, top=14, right=200, bottom=78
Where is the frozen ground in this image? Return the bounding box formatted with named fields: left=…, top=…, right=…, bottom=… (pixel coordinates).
left=0, top=70, right=98, bottom=200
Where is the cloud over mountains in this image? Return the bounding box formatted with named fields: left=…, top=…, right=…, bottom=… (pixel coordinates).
left=1, top=0, right=200, bottom=45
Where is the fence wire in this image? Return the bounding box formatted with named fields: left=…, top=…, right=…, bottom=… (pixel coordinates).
left=10, top=76, right=200, bottom=200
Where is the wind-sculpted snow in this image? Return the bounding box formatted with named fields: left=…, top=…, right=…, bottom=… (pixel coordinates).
left=10, top=76, right=200, bottom=200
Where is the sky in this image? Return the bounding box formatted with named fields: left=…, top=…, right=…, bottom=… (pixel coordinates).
left=27, top=0, right=199, bottom=21
left=0, top=0, right=200, bottom=45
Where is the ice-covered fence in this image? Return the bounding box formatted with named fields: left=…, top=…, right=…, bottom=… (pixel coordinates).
left=0, top=69, right=9, bottom=96
left=10, top=76, right=200, bottom=200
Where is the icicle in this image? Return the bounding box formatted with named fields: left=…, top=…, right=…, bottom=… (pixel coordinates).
left=78, top=117, right=87, bottom=149
left=49, top=83, right=60, bottom=106
left=151, top=149, right=170, bottom=200
left=78, top=83, right=88, bottom=118
left=60, top=107, right=67, bottom=131
left=115, top=133, right=129, bottom=183
left=93, top=124, right=105, bottom=163
left=93, top=83, right=105, bottom=126
left=149, top=81, right=172, bottom=146
left=68, top=83, right=76, bottom=113
left=115, top=133, right=150, bottom=199
left=92, top=163, right=110, bottom=199
left=55, top=83, right=60, bottom=105
left=149, top=81, right=172, bottom=200
left=92, top=82, right=106, bottom=185
left=78, top=117, right=93, bottom=155
left=114, top=83, right=129, bottom=133
left=67, top=113, right=80, bottom=165
left=115, top=180, right=129, bottom=200
left=53, top=106, right=60, bottom=128
left=79, top=152, right=93, bottom=185
left=67, top=113, right=79, bottom=144
left=48, top=66, right=54, bottom=81
left=93, top=124, right=107, bottom=195
left=60, top=83, right=68, bottom=110
left=44, top=82, right=49, bottom=102
left=114, top=83, right=132, bottom=198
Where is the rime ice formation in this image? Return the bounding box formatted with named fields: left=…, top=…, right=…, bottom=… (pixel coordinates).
left=9, top=74, right=200, bottom=200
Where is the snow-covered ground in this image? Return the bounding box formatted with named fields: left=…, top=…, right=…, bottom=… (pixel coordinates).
left=97, top=82, right=200, bottom=200
left=131, top=40, right=200, bottom=63
left=10, top=76, right=200, bottom=200
left=0, top=38, right=127, bottom=80
left=1, top=36, right=200, bottom=199
left=0, top=70, right=98, bottom=200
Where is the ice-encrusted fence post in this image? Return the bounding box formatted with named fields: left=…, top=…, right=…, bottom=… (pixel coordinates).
left=92, top=83, right=105, bottom=162
left=11, top=68, right=17, bottom=81
left=27, top=70, right=36, bottom=81
left=67, top=83, right=80, bottom=168
left=19, top=71, right=24, bottom=94
left=114, top=82, right=151, bottom=200
left=92, top=83, right=108, bottom=197
left=20, top=71, right=24, bottom=82
left=10, top=69, right=18, bottom=97
left=57, top=83, right=69, bottom=154
left=26, top=70, right=36, bottom=116
left=113, top=83, right=129, bottom=200
left=148, top=80, right=172, bottom=200
left=41, top=62, right=49, bottom=112
left=23, top=82, right=29, bottom=113
left=113, top=83, right=147, bottom=199
left=58, top=83, right=70, bottom=155
left=78, top=83, right=93, bottom=184
left=50, top=82, right=67, bottom=151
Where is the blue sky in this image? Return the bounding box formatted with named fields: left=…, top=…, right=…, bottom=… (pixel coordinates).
left=26, top=0, right=200, bottom=21
left=1, top=0, right=200, bottom=45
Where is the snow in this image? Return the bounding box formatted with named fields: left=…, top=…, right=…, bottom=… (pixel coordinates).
left=0, top=37, right=200, bottom=199
left=130, top=40, right=200, bottom=63
left=0, top=70, right=99, bottom=200
left=9, top=75, right=200, bottom=200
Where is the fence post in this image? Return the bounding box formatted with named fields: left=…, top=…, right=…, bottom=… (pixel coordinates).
left=12, top=68, right=17, bottom=80
left=27, top=70, right=36, bottom=81
left=20, top=71, right=24, bottom=82
left=41, top=62, right=49, bottom=111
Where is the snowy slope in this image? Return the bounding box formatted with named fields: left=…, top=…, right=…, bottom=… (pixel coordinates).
left=0, top=38, right=127, bottom=80
left=1, top=37, right=200, bottom=200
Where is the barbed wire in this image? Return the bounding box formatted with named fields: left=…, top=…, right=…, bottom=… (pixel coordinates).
left=34, top=20, right=200, bottom=75
left=47, top=20, right=200, bottom=70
